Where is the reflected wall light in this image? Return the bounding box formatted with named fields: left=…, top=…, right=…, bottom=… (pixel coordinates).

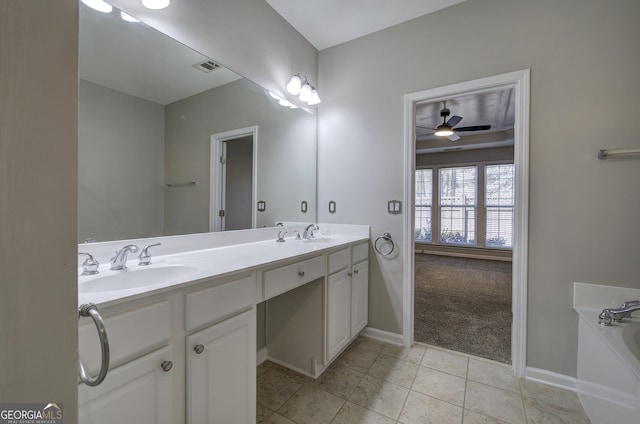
left=286, top=74, right=321, bottom=106
left=120, top=11, right=140, bottom=22
left=81, top=0, right=113, bottom=13
left=141, top=0, right=171, bottom=10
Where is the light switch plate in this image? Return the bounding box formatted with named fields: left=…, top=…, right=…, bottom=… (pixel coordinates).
left=388, top=200, right=401, bottom=214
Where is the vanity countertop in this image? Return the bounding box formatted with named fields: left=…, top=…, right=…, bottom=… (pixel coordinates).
left=78, top=225, right=369, bottom=308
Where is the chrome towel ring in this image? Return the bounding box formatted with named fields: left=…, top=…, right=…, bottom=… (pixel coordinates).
left=374, top=233, right=396, bottom=256
left=78, top=303, right=110, bottom=386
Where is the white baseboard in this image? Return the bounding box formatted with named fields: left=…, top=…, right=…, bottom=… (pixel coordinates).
left=525, top=366, right=577, bottom=392
left=256, top=347, right=268, bottom=366
left=360, top=327, right=403, bottom=346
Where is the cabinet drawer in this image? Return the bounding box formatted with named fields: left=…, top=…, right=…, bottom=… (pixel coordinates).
left=328, top=247, right=350, bottom=274
left=186, top=274, right=256, bottom=331
left=352, top=242, right=368, bottom=263
left=263, top=255, right=324, bottom=299
left=79, top=301, right=171, bottom=374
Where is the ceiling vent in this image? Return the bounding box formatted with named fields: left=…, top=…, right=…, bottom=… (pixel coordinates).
left=193, top=60, right=220, bottom=73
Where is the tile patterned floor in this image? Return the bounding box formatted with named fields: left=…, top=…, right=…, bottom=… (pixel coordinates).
left=257, top=337, right=591, bottom=424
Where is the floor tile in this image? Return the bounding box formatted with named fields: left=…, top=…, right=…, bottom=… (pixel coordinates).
left=334, top=344, right=381, bottom=373
left=462, top=409, right=510, bottom=423
left=523, top=395, right=591, bottom=424
left=349, top=336, right=388, bottom=354
left=332, top=401, right=397, bottom=424
left=308, top=363, right=364, bottom=399
left=421, top=347, right=469, bottom=378
left=257, top=402, right=275, bottom=423
left=467, top=359, right=520, bottom=393
left=257, top=367, right=305, bottom=411
left=382, top=343, right=427, bottom=364
left=465, top=381, right=525, bottom=424
left=412, top=366, right=466, bottom=406
left=349, top=374, right=410, bottom=420
left=367, top=354, right=419, bottom=388
left=519, top=380, right=584, bottom=413
left=398, top=391, right=463, bottom=424
left=262, top=413, right=297, bottom=424
left=279, top=385, right=345, bottom=423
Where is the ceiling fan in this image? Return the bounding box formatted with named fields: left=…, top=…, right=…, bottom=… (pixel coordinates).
left=418, top=108, right=491, bottom=141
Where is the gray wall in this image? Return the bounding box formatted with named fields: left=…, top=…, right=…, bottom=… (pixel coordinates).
left=164, top=78, right=317, bottom=234
left=0, top=0, right=79, bottom=420
left=317, top=0, right=640, bottom=377
left=79, top=80, right=165, bottom=242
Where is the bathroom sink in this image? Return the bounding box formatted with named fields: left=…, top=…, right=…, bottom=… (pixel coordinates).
left=79, top=264, right=201, bottom=293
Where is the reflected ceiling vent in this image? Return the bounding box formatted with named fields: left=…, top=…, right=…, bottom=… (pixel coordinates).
left=193, top=60, right=221, bottom=73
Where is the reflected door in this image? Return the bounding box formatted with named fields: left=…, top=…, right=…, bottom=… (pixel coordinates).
left=219, top=136, right=253, bottom=231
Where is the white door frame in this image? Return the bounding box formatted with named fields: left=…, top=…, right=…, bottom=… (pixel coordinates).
left=402, top=69, right=530, bottom=377
left=210, top=126, right=259, bottom=232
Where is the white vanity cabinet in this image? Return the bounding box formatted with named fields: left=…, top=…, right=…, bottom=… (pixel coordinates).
left=186, top=308, right=256, bottom=424
left=326, top=242, right=369, bottom=362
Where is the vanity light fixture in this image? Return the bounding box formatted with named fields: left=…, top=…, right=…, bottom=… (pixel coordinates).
left=141, top=0, right=171, bottom=10
left=268, top=91, right=299, bottom=109
left=286, top=74, right=321, bottom=106
left=120, top=11, right=140, bottom=22
left=81, top=0, right=113, bottom=13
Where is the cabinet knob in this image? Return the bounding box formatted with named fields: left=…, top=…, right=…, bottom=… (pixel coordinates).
left=161, top=361, right=173, bottom=372
left=354, top=269, right=359, bottom=274
left=348, top=273, right=353, bottom=277
left=194, top=344, right=205, bottom=354
left=298, top=271, right=305, bottom=278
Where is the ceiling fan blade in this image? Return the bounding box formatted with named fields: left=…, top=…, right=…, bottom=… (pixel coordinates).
left=448, top=133, right=461, bottom=141
left=454, top=125, right=491, bottom=132
left=445, top=115, right=462, bottom=128
left=416, top=125, right=437, bottom=130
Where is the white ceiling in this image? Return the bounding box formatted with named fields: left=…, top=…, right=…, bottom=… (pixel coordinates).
left=265, top=0, right=466, bottom=50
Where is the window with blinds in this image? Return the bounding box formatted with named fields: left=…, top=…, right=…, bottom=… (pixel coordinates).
left=415, top=169, right=433, bottom=242
left=439, top=166, right=477, bottom=245
left=485, top=164, right=515, bottom=248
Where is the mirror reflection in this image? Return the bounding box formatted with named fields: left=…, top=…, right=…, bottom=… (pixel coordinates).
left=78, top=2, right=317, bottom=242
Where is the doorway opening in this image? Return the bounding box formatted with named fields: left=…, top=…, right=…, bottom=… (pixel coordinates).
left=402, top=70, right=530, bottom=376
left=210, top=126, right=258, bottom=232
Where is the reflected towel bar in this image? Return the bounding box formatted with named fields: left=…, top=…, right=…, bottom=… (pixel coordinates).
left=597, top=149, right=640, bottom=160
left=165, top=181, right=197, bottom=187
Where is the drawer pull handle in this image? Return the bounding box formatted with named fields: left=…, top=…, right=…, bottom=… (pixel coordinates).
left=354, top=269, right=359, bottom=274
left=194, top=344, right=205, bottom=354
left=298, top=271, right=305, bottom=278
left=161, top=361, right=173, bottom=372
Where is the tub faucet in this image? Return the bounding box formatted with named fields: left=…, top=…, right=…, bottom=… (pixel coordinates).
left=598, top=300, right=640, bottom=326
left=303, top=224, right=319, bottom=239
left=110, top=244, right=139, bottom=270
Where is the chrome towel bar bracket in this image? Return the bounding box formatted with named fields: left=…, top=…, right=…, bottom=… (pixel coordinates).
left=78, top=303, right=110, bottom=386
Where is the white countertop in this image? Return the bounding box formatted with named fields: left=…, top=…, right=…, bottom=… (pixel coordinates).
left=79, top=225, right=369, bottom=308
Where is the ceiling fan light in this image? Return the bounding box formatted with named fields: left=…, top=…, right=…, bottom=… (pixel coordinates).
left=434, top=125, right=454, bottom=137
left=81, top=0, right=113, bottom=13
left=141, top=0, right=171, bottom=10
left=286, top=75, right=302, bottom=95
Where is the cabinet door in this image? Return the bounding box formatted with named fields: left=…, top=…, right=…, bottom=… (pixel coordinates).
left=187, top=308, right=256, bottom=424
left=351, top=260, right=369, bottom=336
left=78, top=347, right=173, bottom=424
left=327, top=269, right=352, bottom=360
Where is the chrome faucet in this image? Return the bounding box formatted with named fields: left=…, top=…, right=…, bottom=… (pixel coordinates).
left=302, top=224, right=319, bottom=239
left=598, top=300, right=640, bottom=326
left=138, top=243, right=161, bottom=266
left=78, top=252, right=99, bottom=275
left=109, top=244, right=139, bottom=270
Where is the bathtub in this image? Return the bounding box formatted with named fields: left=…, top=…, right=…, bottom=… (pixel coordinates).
left=574, top=283, right=640, bottom=424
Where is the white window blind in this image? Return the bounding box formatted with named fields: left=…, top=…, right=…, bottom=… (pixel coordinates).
left=439, top=166, right=477, bottom=245
left=485, top=164, right=515, bottom=248
left=415, top=169, right=432, bottom=242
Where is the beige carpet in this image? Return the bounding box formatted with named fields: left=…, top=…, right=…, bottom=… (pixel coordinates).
left=414, top=254, right=512, bottom=363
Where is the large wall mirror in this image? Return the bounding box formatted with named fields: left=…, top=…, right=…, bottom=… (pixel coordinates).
left=78, top=2, right=317, bottom=242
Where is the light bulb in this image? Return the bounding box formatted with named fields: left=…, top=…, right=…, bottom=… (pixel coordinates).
left=298, top=83, right=312, bottom=103
left=307, top=88, right=321, bottom=105
left=268, top=91, right=282, bottom=100
left=434, top=125, right=454, bottom=137
left=81, top=0, right=113, bottom=13
left=286, top=75, right=302, bottom=95
left=141, top=0, right=171, bottom=10
left=120, top=11, right=140, bottom=22
left=278, top=99, right=292, bottom=108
